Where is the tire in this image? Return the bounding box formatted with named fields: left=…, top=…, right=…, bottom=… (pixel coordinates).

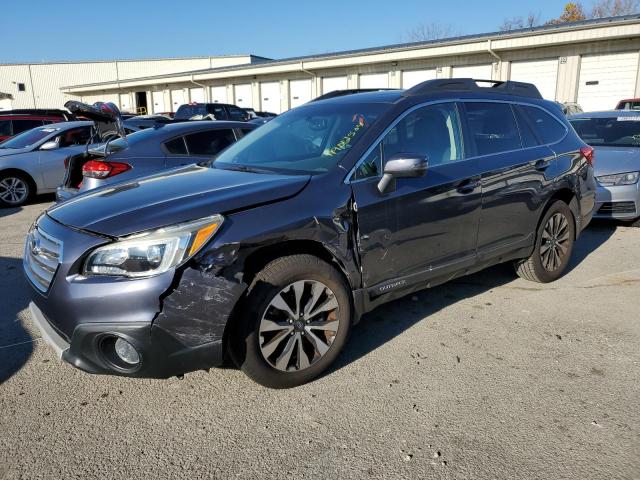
left=0, top=172, right=32, bottom=207
left=515, top=200, right=576, bottom=283
left=230, top=254, right=352, bottom=388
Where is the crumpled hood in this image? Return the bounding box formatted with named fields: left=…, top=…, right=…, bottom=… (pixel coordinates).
left=47, top=164, right=310, bottom=237
left=593, top=147, right=640, bottom=177
left=0, top=147, right=31, bottom=157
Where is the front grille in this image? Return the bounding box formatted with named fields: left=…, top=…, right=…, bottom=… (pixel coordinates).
left=597, top=201, right=637, bottom=215
left=23, top=225, right=62, bottom=292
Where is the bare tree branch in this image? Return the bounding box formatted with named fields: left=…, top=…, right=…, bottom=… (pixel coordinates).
left=591, top=0, right=639, bottom=17
left=406, top=23, right=457, bottom=42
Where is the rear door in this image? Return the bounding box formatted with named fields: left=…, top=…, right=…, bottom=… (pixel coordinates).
left=351, top=102, right=482, bottom=289
left=464, top=101, right=555, bottom=260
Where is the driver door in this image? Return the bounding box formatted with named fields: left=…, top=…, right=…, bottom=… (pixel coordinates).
left=349, top=102, right=482, bottom=289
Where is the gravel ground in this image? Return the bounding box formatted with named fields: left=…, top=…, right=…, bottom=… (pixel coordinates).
left=1, top=197, right=639, bottom=480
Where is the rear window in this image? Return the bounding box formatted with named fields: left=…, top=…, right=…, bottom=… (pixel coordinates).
left=569, top=116, right=640, bottom=147
left=519, top=106, right=566, bottom=144
left=185, top=129, right=235, bottom=156
left=227, top=106, right=248, bottom=121
left=465, top=102, right=521, bottom=156
left=0, top=120, right=10, bottom=137
left=0, top=127, right=54, bottom=149
left=174, top=104, right=207, bottom=120
left=12, top=119, right=44, bottom=135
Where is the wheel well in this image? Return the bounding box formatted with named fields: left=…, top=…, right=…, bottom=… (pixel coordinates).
left=538, top=188, right=578, bottom=238
left=0, top=168, right=37, bottom=192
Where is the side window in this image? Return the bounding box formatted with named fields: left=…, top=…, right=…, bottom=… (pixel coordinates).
left=0, top=120, right=11, bottom=137
left=12, top=119, right=44, bottom=135
left=238, top=128, right=254, bottom=138
left=513, top=106, right=540, bottom=148
left=520, top=105, right=567, bottom=144
left=228, top=106, right=248, bottom=121
left=164, top=137, right=188, bottom=155
left=465, top=102, right=522, bottom=155
left=353, top=102, right=463, bottom=180
left=208, top=105, right=227, bottom=120
left=184, top=129, right=236, bottom=156
left=58, top=127, right=92, bottom=147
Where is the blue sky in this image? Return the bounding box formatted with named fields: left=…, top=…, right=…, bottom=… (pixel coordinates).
left=2, top=0, right=573, bottom=63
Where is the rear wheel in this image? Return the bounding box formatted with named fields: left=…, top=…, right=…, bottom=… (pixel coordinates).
left=0, top=173, right=32, bottom=207
left=231, top=254, right=351, bottom=388
left=515, top=200, right=575, bottom=283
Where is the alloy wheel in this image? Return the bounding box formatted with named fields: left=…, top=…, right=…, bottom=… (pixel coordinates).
left=0, top=177, right=28, bottom=205
left=540, top=212, right=570, bottom=272
left=259, top=280, right=340, bottom=372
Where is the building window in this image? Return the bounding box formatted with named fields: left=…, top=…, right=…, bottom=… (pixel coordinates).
left=17, top=83, right=26, bottom=92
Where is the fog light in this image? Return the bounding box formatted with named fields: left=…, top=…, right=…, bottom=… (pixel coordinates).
left=114, top=338, right=140, bottom=365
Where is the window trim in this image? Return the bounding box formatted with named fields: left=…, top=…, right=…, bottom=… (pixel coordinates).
left=345, top=98, right=568, bottom=183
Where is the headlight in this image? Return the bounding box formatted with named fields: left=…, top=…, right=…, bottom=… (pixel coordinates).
left=83, top=214, right=223, bottom=277
left=596, top=171, right=640, bottom=186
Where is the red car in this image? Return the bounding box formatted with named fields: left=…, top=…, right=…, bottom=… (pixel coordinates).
left=615, top=98, right=640, bottom=110
left=0, top=109, right=74, bottom=142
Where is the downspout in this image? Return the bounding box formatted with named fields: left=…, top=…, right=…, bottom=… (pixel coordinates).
left=487, top=39, right=502, bottom=80
left=300, top=61, right=317, bottom=100
left=190, top=74, right=209, bottom=102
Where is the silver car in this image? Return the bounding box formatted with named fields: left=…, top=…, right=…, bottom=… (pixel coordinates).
left=0, top=121, right=93, bottom=207
left=569, top=110, right=640, bottom=226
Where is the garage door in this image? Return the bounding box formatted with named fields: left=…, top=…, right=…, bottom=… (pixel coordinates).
left=402, top=69, right=437, bottom=89
left=190, top=88, right=205, bottom=103
left=260, top=82, right=281, bottom=114
left=290, top=79, right=312, bottom=109
left=322, top=76, right=348, bottom=94
left=170, top=89, right=185, bottom=112
left=510, top=59, right=558, bottom=101
left=234, top=84, right=253, bottom=108
left=452, top=64, right=493, bottom=80
left=119, top=93, right=132, bottom=112
left=211, top=86, right=227, bottom=104
left=151, top=91, right=165, bottom=114
left=359, top=73, right=389, bottom=88
left=577, top=52, right=639, bottom=112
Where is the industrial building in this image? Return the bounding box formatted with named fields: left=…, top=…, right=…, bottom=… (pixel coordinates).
left=3, top=15, right=640, bottom=114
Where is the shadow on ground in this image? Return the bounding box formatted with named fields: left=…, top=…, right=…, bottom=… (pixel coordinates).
left=0, top=256, right=34, bottom=383
left=333, top=222, right=617, bottom=372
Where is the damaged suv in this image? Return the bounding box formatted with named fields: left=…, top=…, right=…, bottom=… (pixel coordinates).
left=25, top=79, right=595, bottom=388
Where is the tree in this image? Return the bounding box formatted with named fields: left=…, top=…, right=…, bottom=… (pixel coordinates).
left=500, top=12, right=541, bottom=31
left=546, top=2, right=588, bottom=24
left=406, top=22, right=456, bottom=42
left=591, top=0, right=639, bottom=17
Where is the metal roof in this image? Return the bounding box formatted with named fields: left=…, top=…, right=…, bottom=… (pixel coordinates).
left=61, top=14, right=640, bottom=91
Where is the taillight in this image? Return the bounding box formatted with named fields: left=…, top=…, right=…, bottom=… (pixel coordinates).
left=580, top=146, right=594, bottom=166
left=82, top=160, right=131, bottom=179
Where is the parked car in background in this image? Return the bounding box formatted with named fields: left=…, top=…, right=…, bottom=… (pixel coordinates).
left=557, top=102, right=583, bottom=116
left=615, top=98, right=640, bottom=110
left=243, top=108, right=277, bottom=119
left=57, top=120, right=255, bottom=201
left=123, top=114, right=173, bottom=130
left=0, top=121, right=93, bottom=206
left=0, top=108, right=75, bottom=142
left=26, top=79, right=595, bottom=388
left=174, top=102, right=250, bottom=121
left=569, top=110, right=640, bottom=225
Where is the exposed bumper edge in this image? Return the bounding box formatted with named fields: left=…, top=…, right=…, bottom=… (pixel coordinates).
left=29, top=301, right=69, bottom=360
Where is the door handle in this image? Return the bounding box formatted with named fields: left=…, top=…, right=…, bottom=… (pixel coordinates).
left=534, top=159, right=552, bottom=171
left=457, top=179, right=479, bottom=194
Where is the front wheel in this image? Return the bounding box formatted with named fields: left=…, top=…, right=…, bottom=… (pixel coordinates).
left=0, top=173, right=32, bottom=207
left=231, top=255, right=351, bottom=388
left=515, top=200, right=576, bottom=283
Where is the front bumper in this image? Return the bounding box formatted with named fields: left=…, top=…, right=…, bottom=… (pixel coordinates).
left=593, top=182, right=640, bottom=220
left=25, top=214, right=244, bottom=378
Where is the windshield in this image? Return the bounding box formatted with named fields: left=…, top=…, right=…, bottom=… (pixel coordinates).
left=213, top=102, right=387, bottom=174
left=0, top=127, right=57, bottom=149
left=570, top=116, right=640, bottom=147
left=175, top=104, right=207, bottom=120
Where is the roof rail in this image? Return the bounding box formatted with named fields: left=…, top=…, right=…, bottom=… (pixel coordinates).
left=403, top=78, right=543, bottom=99
left=311, top=88, right=396, bottom=102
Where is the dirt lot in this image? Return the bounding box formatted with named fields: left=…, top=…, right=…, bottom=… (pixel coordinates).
left=1, top=197, right=639, bottom=480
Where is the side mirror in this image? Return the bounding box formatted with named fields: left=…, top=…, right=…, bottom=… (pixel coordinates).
left=377, top=154, right=428, bottom=193
left=40, top=140, right=59, bottom=151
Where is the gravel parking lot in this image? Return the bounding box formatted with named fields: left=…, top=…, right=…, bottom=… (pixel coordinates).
left=1, top=197, right=639, bottom=480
